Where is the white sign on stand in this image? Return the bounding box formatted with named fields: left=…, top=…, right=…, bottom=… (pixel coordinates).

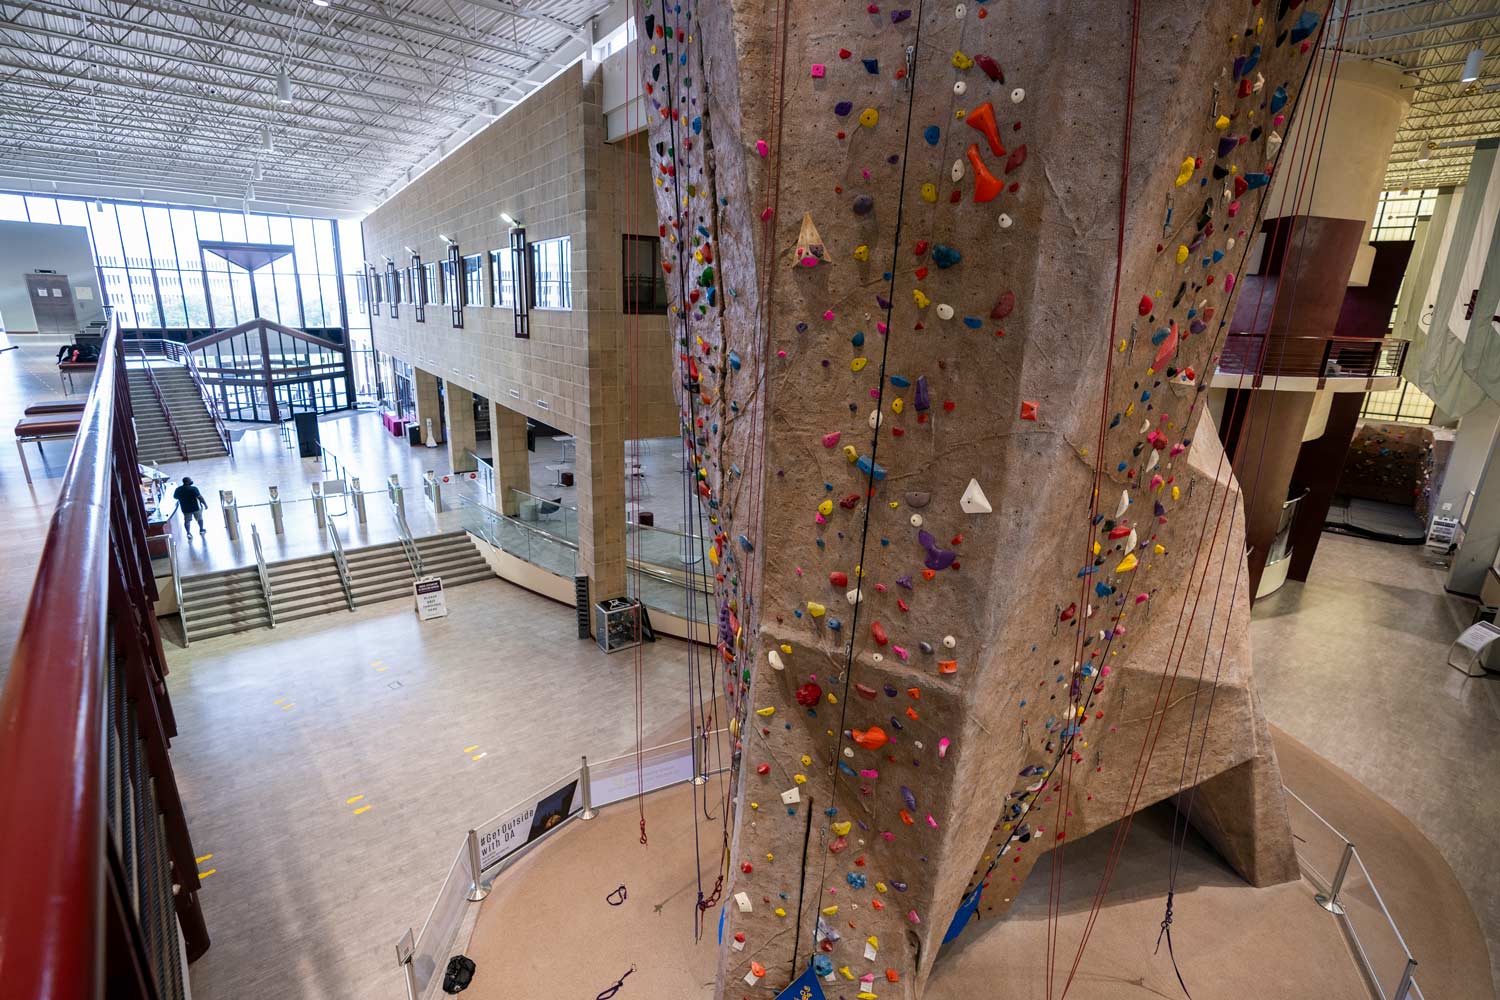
left=414, top=576, right=447, bottom=620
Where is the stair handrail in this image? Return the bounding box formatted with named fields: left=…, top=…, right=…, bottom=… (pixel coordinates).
left=326, top=522, right=357, bottom=611
left=391, top=503, right=425, bottom=578
left=131, top=345, right=187, bottom=460
left=180, top=346, right=234, bottom=459
left=167, top=533, right=191, bottom=647
left=250, top=525, right=277, bottom=628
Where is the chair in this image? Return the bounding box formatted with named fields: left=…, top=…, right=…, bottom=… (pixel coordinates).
left=1447, top=620, right=1500, bottom=677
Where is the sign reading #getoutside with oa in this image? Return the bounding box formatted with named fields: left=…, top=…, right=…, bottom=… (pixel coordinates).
left=414, top=576, right=447, bottom=620
left=476, top=779, right=579, bottom=871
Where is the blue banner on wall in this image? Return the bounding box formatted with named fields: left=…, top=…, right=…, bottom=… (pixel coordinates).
left=772, top=962, right=827, bottom=1000
left=943, top=883, right=983, bottom=944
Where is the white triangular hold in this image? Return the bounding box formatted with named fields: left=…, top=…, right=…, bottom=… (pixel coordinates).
left=960, top=478, right=992, bottom=514
left=768, top=649, right=785, bottom=671
left=846, top=587, right=863, bottom=606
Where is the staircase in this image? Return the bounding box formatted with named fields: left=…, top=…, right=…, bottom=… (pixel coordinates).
left=180, top=567, right=270, bottom=642
left=128, top=365, right=229, bottom=464
left=175, top=531, right=496, bottom=640
left=267, top=553, right=352, bottom=624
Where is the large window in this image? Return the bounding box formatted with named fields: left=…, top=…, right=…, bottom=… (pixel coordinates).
left=425, top=262, right=440, bottom=304
left=623, top=234, right=668, bottom=314
left=1361, top=380, right=1437, bottom=425
left=530, top=236, right=572, bottom=311
left=489, top=249, right=514, bottom=308
left=1372, top=189, right=1437, bottom=243
left=0, top=191, right=356, bottom=334
left=442, top=259, right=458, bottom=307
left=463, top=253, right=484, bottom=308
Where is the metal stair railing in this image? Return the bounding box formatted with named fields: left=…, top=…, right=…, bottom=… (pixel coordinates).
left=389, top=490, right=425, bottom=579
left=167, top=534, right=190, bottom=647
left=250, top=525, right=277, bottom=628
left=326, top=522, right=357, bottom=611
left=130, top=346, right=187, bottom=460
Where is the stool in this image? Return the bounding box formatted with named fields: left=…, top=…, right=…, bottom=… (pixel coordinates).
left=637, top=510, right=654, bottom=527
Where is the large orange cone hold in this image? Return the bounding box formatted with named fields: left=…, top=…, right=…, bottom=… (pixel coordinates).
left=964, top=101, right=1005, bottom=156
left=853, top=726, right=890, bottom=751
left=967, top=145, right=1003, bottom=203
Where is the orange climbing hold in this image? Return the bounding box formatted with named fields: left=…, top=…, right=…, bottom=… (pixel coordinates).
left=852, top=726, right=889, bottom=751
left=1020, top=400, right=1039, bottom=421
left=966, top=144, right=1003, bottom=203
left=964, top=101, right=1005, bottom=156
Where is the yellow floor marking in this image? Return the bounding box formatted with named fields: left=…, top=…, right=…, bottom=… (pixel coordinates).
left=273, top=698, right=286, bottom=705
left=353, top=805, right=372, bottom=815
left=196, top=854, right=213, bottom=863
left=376, top=666, right=390, bottom=673
left=463, top=745, right=479, bottom=754
left=280, top=703, right=295, bottom=710
left=345, top=794, right=365, bottom=804
left=199, top=869, right=217, bottom=879
left=471, top=752, right=487, bottom=761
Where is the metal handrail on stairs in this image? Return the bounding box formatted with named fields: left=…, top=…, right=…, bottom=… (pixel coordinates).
left=167, top=533, right=190, bottom=647
left=182, top=348, right=234, bottom=458
left=326, top=522, right=357, bottom=611
left=389, top=488, right=425, bottom=578
left=130, top=346, right=187, bottom=460
left=250, top=525, right=277, bottom=628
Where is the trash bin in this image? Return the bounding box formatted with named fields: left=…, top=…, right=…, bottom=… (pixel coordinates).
left=293, top=411, right=321, bottom=458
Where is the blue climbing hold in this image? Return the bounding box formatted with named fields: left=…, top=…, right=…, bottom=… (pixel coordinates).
left=1290, top=10, right=1319, bottom=45
left=932, top=244, right=961, bottom=268
left=924, top=125, right=940, bottom=146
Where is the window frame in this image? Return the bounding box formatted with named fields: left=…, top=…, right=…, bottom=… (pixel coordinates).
left=463, top=252, right=485, bottom=309
left=528, top=235, right=572, bottom=312
left=622, top=234, right=669, bottom=315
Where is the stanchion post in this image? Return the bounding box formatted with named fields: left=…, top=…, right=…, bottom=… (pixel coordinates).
left=351, top=476, right=367, bottom=523
left=466, top=829, right=490, bottom=902
left=312, top=481, right=327, bottom=528
left=1316, top=841, right=1354, bottom=915
left=389, top=473, right=405, bottom=516
left=580, top=755, right=597, bottom=821
left=692, top=728, right=707, bottom=786
left=269, top=485, right=284, bottom=535
left=396, top=929, right=419, bottom=1000
left=220, top=489, right=239, bottom=541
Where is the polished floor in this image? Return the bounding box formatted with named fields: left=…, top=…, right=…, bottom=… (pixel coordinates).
left=166, top=576, right=700, bottom=1000
left=1252, top=531, right=1500, bottom=994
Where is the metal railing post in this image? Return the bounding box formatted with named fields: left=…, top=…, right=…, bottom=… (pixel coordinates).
left=167, top=533, right=190, bottom=647
left=312, top=482, right=327, bottom=529
left=388, top=473, right=405, bottom=516
left=269, top=485, right=284, bottom=535
left=466, top=829, right=490, bottom=902
left=396, top=930, right=420, bottom=1000
left=580, top=755, right=597, bottom=821
left=692, top=728, right=707, bottom=786
left=1392, top=958, right=1417, bottom=1000
left=220, top=489, right=239, bottom=541
left=425, top=470, right=443, bottom=513
left=351, top=476, right=367, bottom=523
left=1317, top=841, right=1355, bottom=915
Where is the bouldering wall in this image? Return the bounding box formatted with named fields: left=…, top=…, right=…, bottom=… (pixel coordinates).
left=638, top=0, right=1328, bottom=996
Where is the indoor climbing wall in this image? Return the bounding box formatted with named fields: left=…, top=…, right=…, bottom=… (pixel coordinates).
left=640, top=0, right=1327, bottom=996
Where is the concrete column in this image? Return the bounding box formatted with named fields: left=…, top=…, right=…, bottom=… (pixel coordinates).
left=412, top=367, right=445, bottom=446
left=1286, top=392, right=1363, bottom=582
left=1227, top=60, right=1411, bottom=596
left=488, top=399, right=532, bottom=516
left=444, top=382, right=478, bottom=472
left=575, top=405, right=627, bottom=603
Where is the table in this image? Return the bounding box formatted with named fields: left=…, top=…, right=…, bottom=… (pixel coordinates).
left=554, top=435, right=576, bottom=463
left=14, top=414, right=81, bottom=484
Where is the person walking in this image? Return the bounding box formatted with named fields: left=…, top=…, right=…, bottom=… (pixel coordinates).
left=173, top=477, right=209, bottom=538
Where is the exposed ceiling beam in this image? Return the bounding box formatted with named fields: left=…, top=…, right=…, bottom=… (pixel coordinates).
left=1343, top=9, right=1500, bottom=46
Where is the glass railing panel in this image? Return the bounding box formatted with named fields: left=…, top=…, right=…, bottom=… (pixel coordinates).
left=1340, top=852, right=1416, bottom=999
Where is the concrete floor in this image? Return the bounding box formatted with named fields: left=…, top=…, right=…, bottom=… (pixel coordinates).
left=165, top=576, right=702, bottom=1000
left=1251, top=531, right=1500, bottom=995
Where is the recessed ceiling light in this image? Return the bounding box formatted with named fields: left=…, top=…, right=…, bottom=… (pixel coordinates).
left=311, top=0, right=330, bottom=6
left=1462, top=46, right=1484, bottom=83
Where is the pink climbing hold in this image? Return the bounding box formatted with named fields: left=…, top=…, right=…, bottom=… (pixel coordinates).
left=823, top=309, right=835, bottom=321
left=810, top=64, right=826, bottom=79
left=760, top=207, right=774, bottom=221
left=823, top=431, right=842, bottom=447
left=756, top=139, right=769, bottom=157
left=938, top=737, right=950, bottom=759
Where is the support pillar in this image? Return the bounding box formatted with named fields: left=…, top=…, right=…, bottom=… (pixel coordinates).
left=412, top=367, right=444, bottom=446
left=488, top=400, right=532, bottom=516
left=1287, top=392, right=1364, bottom=582
left=444, top=382, right=477, bottom=473
left=575, top=416, right=626, bottom=606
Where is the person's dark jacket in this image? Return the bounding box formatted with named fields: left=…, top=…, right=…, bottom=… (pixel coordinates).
left=173, top=484, right=206, bottom=514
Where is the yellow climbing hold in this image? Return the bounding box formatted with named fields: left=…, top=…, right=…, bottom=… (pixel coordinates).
left=891, top=397, right=904, bottom=414
left=807, top=601, right=826, bottom=617
left=750, top=801, right=758, bottom=809
left=838, top=966, right=854, bottom=980
left=818, top=498, right=834, bottom=517
left=859, top=107, right=879, bottom=127
left=756, top=706, right=776, bottom=717
left=1153, top=543, right=1166, bottom=555
left=823, top=905, right=840, bottom=917
left=875, top=881, right=888, bottom=893
left=921, top=183, right=937, bottom=203
left=1171, top=485, right=1181, bottom=501
left=913, top=288, right=931, bottom=309
left=1214, top=114, right=1231, bottom=131
left=801, top=754, right=812, bottom=767
left=831, top=820, right=852, bottom=836
left=851, top=357, right=868, bottom=372
left=1175, top=157, right=1195, bottom=186
left=853, top=244, right=870, bottom=262
left=1092, top=540, right=1101, bottom=556
left=843, top=445, right=859, bottom=463
left=1175, top=244, right=1190, bottom=265
left=775, top=907, right=787, bottom=917
left=826, top=692, right=838, bottom=705
left=1115, top=553, right=1139, bottom=573
left=952, top=50, right=974, bottom=70
left=794, top=773, right=807, bottom=784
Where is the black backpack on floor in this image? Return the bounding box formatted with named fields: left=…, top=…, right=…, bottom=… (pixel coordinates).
left=443, top=955, right=476, bottom=994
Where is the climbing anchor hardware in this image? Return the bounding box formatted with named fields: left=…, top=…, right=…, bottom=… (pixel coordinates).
left=595, top=965, right=636, bottom=1000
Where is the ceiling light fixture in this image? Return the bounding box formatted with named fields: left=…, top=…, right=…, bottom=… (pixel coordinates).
left=246, top=182, right=257, bottom=201
left=500, top=212, right=518, bottom=227
left=253, top=161, right=264, bottom=180
left=1417, top=143, right=1432, bottom=164
left=1462, top=46, right=1484, bottom=83
left=276, top=65, right=293, bottom=103
left=311, top=0, right=330, bottom=5
left=260, top=125, right=274, bottom=153
left=439, top=233, right=457, bottom=246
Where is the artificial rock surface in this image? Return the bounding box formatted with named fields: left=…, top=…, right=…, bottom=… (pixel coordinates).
left=638, top=1, right=1326, bottom=996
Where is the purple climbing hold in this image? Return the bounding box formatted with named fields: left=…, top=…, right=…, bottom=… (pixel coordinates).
left=835, top=101, right=853, bottom=116
left=853, top=195, right=875, bottom=216
left=901, top=786, right=917, bottom=811
left=914, top=375, right=931, bottom=411
left=1216, top=135, right=1238, bottom=158
left=890, top=8, right=911, bottom=22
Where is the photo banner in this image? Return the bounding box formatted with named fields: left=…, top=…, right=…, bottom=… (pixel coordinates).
left=475, top=776, right=580, bottom=871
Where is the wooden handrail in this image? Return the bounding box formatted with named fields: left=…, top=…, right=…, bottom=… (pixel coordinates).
left=0, top=313, right=209, bottom=997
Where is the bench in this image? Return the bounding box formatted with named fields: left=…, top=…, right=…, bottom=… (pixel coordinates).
left=14, top=414, right=82, bottom=484
left=23, top=401, right=87, bottom=417
left=58, top=361, right=98, bottom=395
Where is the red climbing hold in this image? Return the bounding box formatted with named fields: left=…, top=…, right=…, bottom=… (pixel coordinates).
left=965, top=101, right=1005, bottom=157
left=796, top=681, right=823, bottom=707
left=1138, top=294, right=1153, bottom=316
left=966, top=144, right=1003, bottom=203
left=1060, top=602, right=1077, bottom=622
left=1005, top=144, right=1027, bottom=174
left=976, top=54, right=1003, bottom=82
left=1020, top=400, right=1039, bottom=421
left=830, top=571, right=849, bottom=587
left=990, top=290, right=1016, bottom=320
left=871, top=621, right=890, bottom=646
